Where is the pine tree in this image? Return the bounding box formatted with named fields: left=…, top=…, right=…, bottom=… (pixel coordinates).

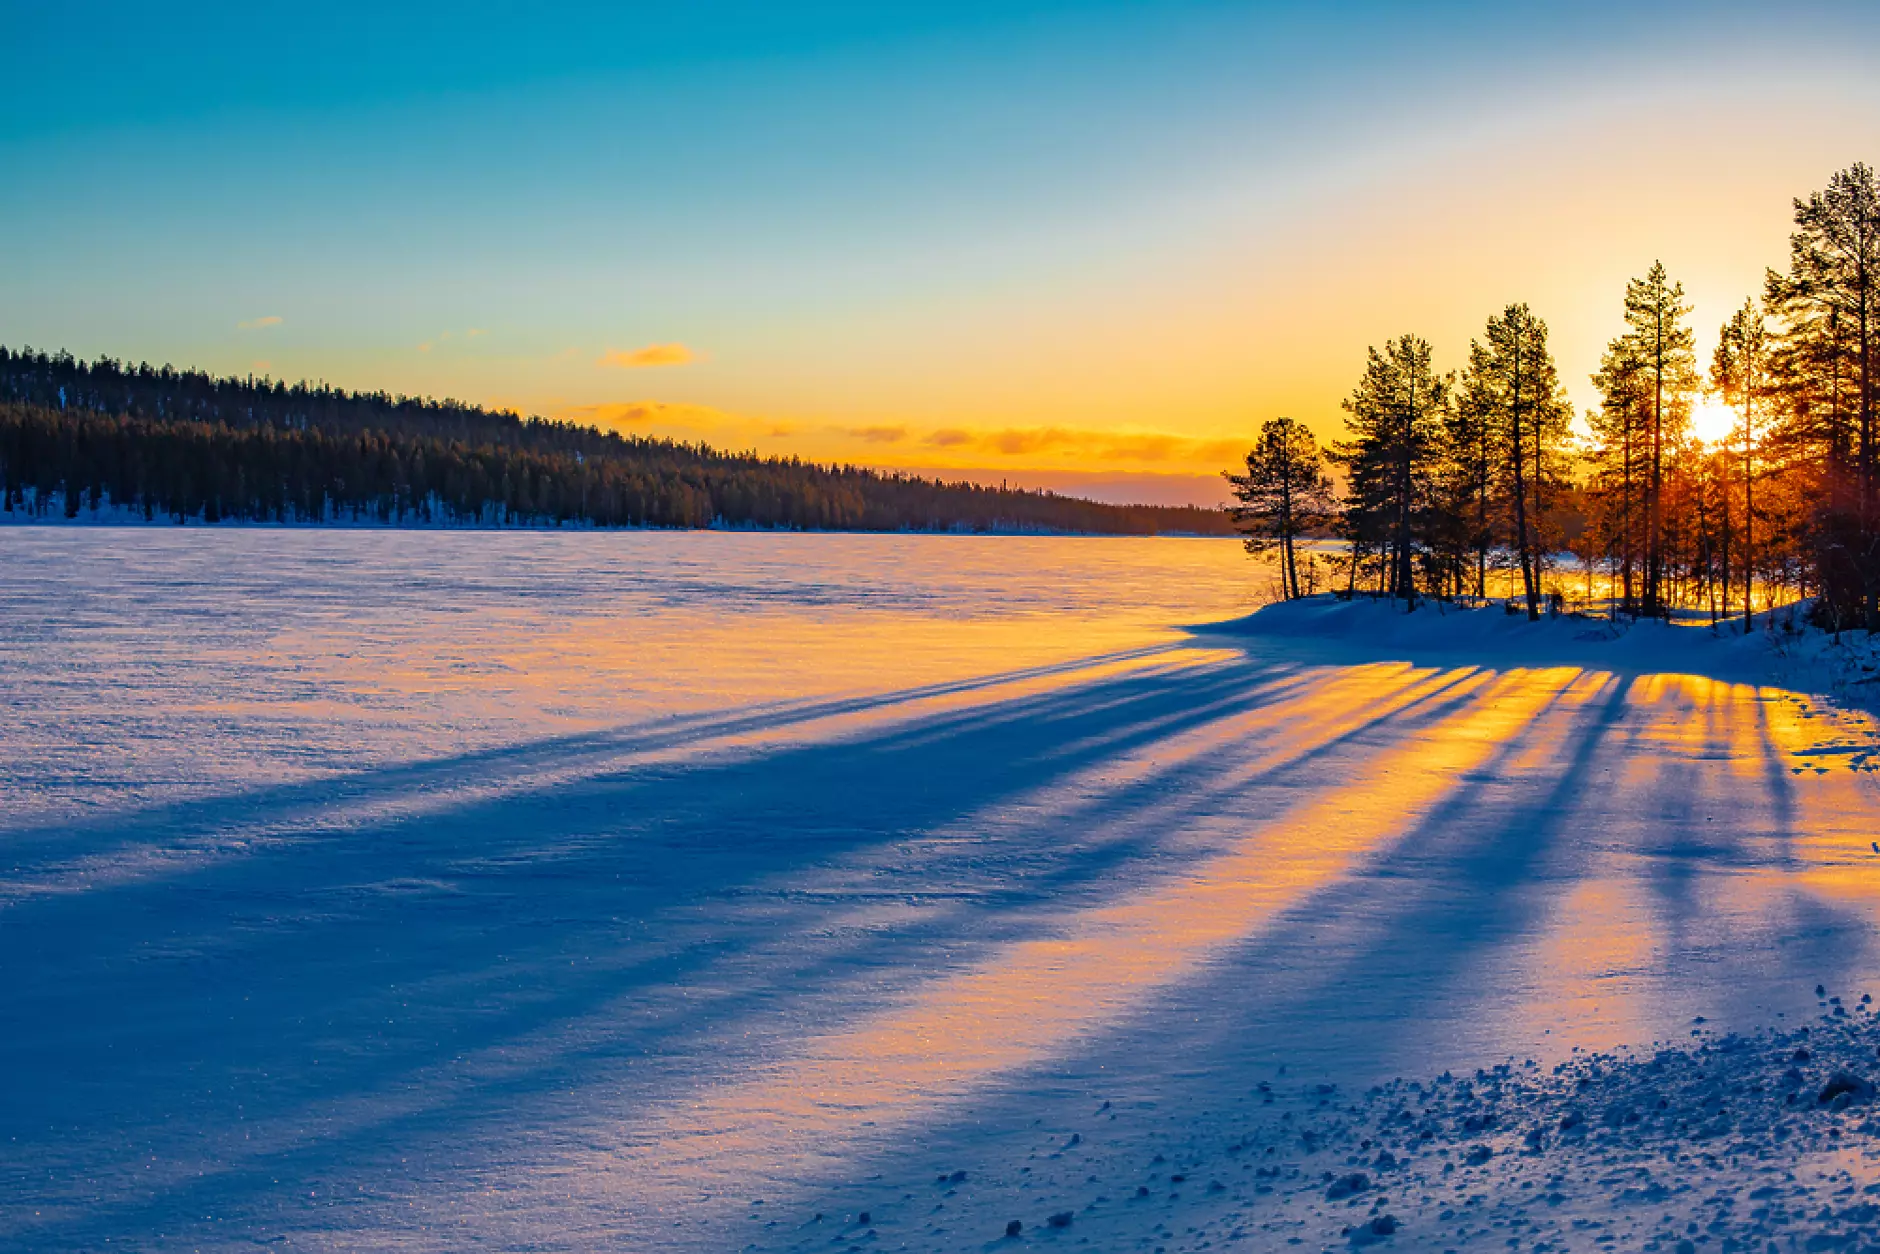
left=1442, top=347, right=1500, bottom=599
left=1765, top=163, right=1880, bottom=630
left=1455, top=305, right=1574, bottom=619
left=1225, top=417, right=1335, bottom=600
left=1710, top=298, right=1768, bottom=630
left=1593, top=263, right=1698, bottom=617
left=1332, top=335, right=1450, bottom=609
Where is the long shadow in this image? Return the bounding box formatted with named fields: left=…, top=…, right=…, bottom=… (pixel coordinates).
left=1, top=646, right=1460, bottom=1241
left=0, top=645, right=1523, bottom=1249
left=1, top=645, right=1659, bottom=1249
left=1636, top=678, right=1870, bottom=1026
left=1116, top=669, right=1873, bottom=1085
left=709, top=671, right=1643, bottom=1234
left=1065, top=667, right=1634, bottom=1077
left=770, top=662, right=1880, bottom=1240
left=0, top=641, right=1196, bottom=868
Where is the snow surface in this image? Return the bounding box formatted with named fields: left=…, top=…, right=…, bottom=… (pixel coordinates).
left=4, top=532, right=1880, bottom=1252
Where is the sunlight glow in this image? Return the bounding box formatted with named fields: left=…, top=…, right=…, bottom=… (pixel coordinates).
left=1691, top=394, right=1739, bottom=447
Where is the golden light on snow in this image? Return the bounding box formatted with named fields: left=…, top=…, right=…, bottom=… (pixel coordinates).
left=566, top=665, right=1599, bottom=1202
left=14, top=530, right=1880, bottom=1251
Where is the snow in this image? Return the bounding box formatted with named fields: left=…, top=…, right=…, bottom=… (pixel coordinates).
left=1204, top=592, right=1880, bottom=712
left=3, top=532, right=1880, bottom=1252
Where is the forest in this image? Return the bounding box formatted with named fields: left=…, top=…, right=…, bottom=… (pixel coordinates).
left=1229, top=162, right=1880, bottom=633
left=0, top=353, right=1230, bottom=536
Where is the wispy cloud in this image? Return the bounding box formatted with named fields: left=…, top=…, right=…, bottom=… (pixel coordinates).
left=915, top=425, right=1242, bottom=465
left=587, top=401, right=666, bottom=424
left=568, top=399, right=735, bottom=436
left=466, top=327, right=488, bottom=338
left=237, top=315, right=283, bottom=330
left=552, top=400, right=1248, bottom=480
left=599, top=343, right=695, bottom=369
left=845, top=425, right=909, bottom=444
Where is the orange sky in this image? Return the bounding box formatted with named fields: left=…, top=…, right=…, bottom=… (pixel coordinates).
left=531, top=88, right=1880, bottom=505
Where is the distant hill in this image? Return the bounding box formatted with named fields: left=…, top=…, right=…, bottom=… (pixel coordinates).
left=0, top=348, right=1233, bottom=535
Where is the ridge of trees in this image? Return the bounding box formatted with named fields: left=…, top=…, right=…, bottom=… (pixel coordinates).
left=0, top=349, right=1231, bottom=536
left=1228, top=162, right=1880, bottom=632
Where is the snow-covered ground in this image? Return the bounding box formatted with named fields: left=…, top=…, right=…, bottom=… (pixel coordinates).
left=3, top=531, right=1879, bottom=1252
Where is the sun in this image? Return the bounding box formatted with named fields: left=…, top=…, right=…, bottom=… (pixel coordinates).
left=1690, top=394, right=1739, bottom=446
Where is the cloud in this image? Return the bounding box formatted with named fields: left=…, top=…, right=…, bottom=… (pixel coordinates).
left=907, top=468, right=1232, bottom=509
left=547, top=400, right=1246, bottom=481
left=844, top=425, right=909, bottom=444
left=237, top=315, right=283, bottom=330
left=466, top=327, right=488, bottom=338
left=565, top=399, right=798, bottom=450
left=906, top=424, right=1245, bottom=467
left=987, top=428, right=1076, bottom=456
left=599, top=343, right=694, bottom=369
left=568, top=399, right=725, bottom=431
left=583, top=401, right=667, bottom=425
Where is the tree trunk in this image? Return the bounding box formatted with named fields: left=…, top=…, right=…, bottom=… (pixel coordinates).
left=1742, top=400, right=1754, bottom=633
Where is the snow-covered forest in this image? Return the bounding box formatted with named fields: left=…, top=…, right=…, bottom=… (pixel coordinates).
left=0, top=352, right=1230, bottom=536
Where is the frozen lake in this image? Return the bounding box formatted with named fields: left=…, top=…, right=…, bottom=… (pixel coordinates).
left=3, top=528, right=1878, bottom=1251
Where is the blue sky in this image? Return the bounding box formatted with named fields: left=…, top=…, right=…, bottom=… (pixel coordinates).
left=7, top=1, right=1880, bottom=502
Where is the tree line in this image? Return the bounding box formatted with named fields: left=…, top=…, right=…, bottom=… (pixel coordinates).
left=0, top=352, right=1231, bottom=536
left=1229, top=162, right=1880, bottom=633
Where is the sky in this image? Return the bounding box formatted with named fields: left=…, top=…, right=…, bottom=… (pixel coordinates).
left=6, top=1, right=1880, bottom=506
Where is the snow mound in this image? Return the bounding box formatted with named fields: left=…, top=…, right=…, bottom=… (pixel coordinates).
left=1199, top=594, right=1880, bottom=708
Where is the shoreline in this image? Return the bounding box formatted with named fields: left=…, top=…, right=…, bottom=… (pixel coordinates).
left=0, top=508, right=1231, bottom=540
left=1194, top=594, right=1880, bottom=722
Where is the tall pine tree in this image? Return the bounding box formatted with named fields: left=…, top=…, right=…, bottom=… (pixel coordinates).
left=1765, top=163, right=1880, bottom=630
left=1710, top=298, right=1768, bottom=630
left=1332, top=335, right=1450, bottom=609
left=1455, top=304, right=1574, bottom=619
left=1591, top=263, right=1697, bottom=617
left=1225, top=417, right=1335, bottom=600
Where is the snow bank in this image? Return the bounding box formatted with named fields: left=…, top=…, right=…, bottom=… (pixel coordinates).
left=1200, top=594, right=1880, bottom=713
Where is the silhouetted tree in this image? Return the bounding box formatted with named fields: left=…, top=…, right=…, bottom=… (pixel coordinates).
left=1711, top=298, right=1768, bottom=629
left=1225, top=417, right=1335, bottom=599
left=1332, top=335, right=1450, bottom=609
left=1587, top=263, right=1697, bottom=617
left=1764, top=163, right=1880, bottom=630
left=1455, top=304, right=1573, bottom=619
left=1442, top=345, right=1500, bottom=599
